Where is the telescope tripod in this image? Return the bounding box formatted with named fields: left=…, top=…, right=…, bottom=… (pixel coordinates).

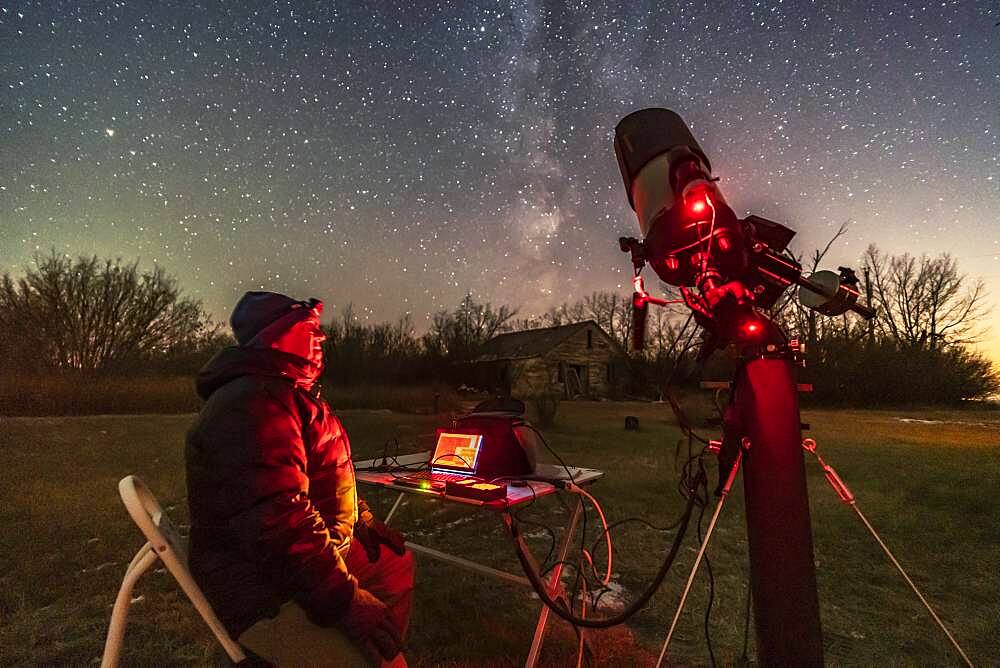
left=654, top=356, right=974, bottom=667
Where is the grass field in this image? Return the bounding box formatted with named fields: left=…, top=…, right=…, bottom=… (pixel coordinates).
left=1, top=401, right=998, bottom=666
left=0, top=374, right=461, bottom=416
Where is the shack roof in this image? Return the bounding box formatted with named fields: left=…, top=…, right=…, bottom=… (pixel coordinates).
left=472, top=320, right=613, bottom=362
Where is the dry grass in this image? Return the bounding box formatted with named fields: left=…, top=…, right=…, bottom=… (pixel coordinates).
left=0, top=374, right=464, bottom=416
left=0, top=373, right=200, bottom=416
left=322, top=383, right=464, bottom=414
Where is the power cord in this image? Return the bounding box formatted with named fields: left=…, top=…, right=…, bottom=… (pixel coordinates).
left=502, top=481, right=558, bottom=571
left=562, top=481, right=613, bottom=586
left=504, top=313, right=710, bottom=630
left=504, top=468, right=703, bottom=629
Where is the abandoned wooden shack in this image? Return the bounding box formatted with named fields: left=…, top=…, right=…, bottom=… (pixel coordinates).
left=468, top=321, right=629, bottom=399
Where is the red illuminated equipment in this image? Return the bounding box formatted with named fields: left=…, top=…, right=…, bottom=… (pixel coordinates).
left=614, top=109, right=879, bottom=665
left=615, top=108, right=873, bottom=354
left=447, top=410, right=537, bottom=481
left=505, top=108, right=968, bottom=667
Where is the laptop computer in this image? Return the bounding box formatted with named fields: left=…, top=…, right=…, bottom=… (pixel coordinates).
left=392, top=431, right=485, bottom=491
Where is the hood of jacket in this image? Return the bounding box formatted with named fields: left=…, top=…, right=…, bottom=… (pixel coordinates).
left=196, top=345, right=319, bottom=400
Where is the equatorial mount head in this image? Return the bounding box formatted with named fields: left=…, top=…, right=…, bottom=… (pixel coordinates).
left=614, top=108, right=875, bottom=354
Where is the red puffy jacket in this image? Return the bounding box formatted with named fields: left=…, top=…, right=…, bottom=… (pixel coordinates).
left=185, top=345, right=358, bottom=637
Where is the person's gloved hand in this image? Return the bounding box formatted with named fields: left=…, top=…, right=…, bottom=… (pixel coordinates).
left=370, top=518, right=405, bottom=556
left=341, top=586, right=402, bottom=662
left=355, top=500, right=407, bottom=563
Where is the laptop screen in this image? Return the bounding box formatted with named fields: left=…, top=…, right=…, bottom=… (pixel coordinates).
left=430, top=432, right=484, bottom=473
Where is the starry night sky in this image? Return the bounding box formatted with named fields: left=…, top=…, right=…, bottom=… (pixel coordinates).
left=2, top=2, right=999, bottom=357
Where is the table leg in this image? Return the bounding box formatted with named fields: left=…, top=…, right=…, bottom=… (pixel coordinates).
left=404, top=541, right=531, bottom=587
left=383, top=492, right=406, bottom=525
left=525, top=497, right=584, bottom=668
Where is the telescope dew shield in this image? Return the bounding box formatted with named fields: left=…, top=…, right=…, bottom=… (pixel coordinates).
left=614, top=108, right=712, bottom=237
left=615, top=109, right=745, bottom=288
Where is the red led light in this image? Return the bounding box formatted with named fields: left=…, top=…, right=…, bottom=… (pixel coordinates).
left=685, top=188, right=712, bottom=218
left=745, top=322, right=761, bottom=335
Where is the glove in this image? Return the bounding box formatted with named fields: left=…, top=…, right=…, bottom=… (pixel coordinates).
left=355, top=500, right=407, bottom=563
left=370, top=519, right=406, bottom=556
left=341, top=586, right=402, bottom=662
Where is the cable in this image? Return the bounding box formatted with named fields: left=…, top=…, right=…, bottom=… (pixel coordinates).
left=698, top=195, right=719, bottom=277
left=567, top=482, right=613, bottom=585
left=586, top=515, right=686, bottom=573
left=355, top=437, right=428, bottom=473
left=667, top=389, right=711, bottom=446
left=523, top=423, right=577, bottom=483
left=503, top=482, right=558, bottom=571
left=380, top=452, right=476, bottom=481
left=503, top=310, right=704, bottom=629
left=503, top=468, right=703, bottom=629
left=518, top=424, right=597, bottom=595
left=655, top=446, right=743, bottom=667
left=571, top=488, right=589, bottom=619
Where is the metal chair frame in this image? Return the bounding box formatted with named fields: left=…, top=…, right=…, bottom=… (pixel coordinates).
left=101, top=475, right=247, bottom=667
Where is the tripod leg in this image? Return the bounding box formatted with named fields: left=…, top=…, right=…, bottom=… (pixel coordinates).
left=655, top=448, right=744, bottom=668
left=850, top=505, right=973, bottom=667
left=803, top=440, right=974, bottom=667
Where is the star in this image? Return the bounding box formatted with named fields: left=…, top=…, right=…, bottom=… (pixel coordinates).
left=0, top=1, right=996, bottom=360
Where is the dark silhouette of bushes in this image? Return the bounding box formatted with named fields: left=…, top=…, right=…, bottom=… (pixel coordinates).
left=0, top=251, right=219, bottom=374
left=801, top=337, right=999, bottom=406
left=2, top=248, right=995, bottom=415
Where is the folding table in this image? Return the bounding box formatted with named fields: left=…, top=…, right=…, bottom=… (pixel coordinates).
left=353, top=452, right=604, bottom=668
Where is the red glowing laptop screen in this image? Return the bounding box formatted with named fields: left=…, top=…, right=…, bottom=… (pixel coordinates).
left=430, top=432, right=483, bottom=473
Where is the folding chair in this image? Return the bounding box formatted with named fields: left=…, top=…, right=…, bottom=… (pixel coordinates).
left=101, top=475, right=247, bottom=667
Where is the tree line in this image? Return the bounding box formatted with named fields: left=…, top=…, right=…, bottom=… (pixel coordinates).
left=1, top=248, right=996, bottom=405
left=783, top=243, right=997, bottom=404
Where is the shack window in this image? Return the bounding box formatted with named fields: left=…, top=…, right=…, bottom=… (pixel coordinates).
left=606, top=363, right=613, bottom=383
left=587, top=330, right=593, bottom=349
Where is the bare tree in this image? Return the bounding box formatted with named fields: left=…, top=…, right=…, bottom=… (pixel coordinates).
left=772, top=221, right=853, bottom=346
left=581, top=291, right=633, bottom=348
left=513, top=286, right=688, bottom=354
left=644, top=304, right=688, bottom=359
left=532, top=301, right=588, bottom=328
left=863, top=245, right=988, bottom=350
left=422, top=294, right=518, bottom=360
left=0, top=252, right=214, bottom=371
left=324, top=306, right=422, bottom=384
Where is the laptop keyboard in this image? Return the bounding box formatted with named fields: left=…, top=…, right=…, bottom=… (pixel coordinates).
left=399, top=470, right=470, bottom=484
